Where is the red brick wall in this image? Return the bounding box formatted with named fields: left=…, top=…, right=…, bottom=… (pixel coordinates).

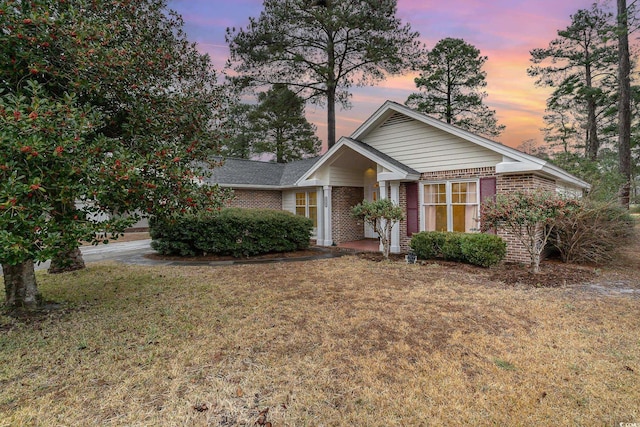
left=331, top=186, right=364, bottom=244
left=417, top=168, right=558, bottom=264
left=420, top=166, right=497, bottom=181
left=226, top=189, right=282, bottom=210
left=496, top=174, right=556, bottom=263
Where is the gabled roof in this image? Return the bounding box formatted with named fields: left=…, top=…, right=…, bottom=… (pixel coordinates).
left=296, top=137, right=420, bottom=185
left=206, top=101, right=589, bottom=190
left=351, top=101, right=590, bottom=189
left=204, top=156, right=321, bottom=188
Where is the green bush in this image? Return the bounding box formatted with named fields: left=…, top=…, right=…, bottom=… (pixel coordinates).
left=150, top=208, right=313, bottom=257
left=441, top=232, right=465, bottom=261
left=409, top=231, right=447, bottom=259
left=410, top=231, right=506, bottom=267
left=460, top=233, right=507, bottom=267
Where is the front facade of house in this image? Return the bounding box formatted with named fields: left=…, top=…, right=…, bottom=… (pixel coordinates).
left=208, top=101, right=590, bottom=263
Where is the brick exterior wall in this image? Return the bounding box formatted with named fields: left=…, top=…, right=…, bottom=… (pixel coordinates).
left=226, top=189, right=282, bottom=210
left=495, top=174, right=556, bottom=264
left=417, top=168, right=558, bottom=264
left=331, top=186, right=364, bottom=244
left=420, top=166, right=497, bottom=181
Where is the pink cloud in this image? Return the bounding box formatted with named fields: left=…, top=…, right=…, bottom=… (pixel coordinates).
left=170, top=0, right=603, bottom=150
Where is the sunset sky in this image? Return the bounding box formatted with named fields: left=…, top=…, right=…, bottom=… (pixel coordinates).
left=168, top=0, right=598, bottom=150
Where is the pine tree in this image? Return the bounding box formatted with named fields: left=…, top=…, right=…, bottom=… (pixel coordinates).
left=226, top=0, right=424, bottom=148
left=406, top=38, right=505, bottom=138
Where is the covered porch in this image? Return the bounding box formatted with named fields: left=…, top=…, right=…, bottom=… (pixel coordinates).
left=296, top=138, right=420, bottom=254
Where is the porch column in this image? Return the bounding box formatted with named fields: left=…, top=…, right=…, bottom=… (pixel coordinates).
left=390, top=181, right=401, bottom=254
left=378, top=180, right=387, bottom=200
left=323, top=185, right=332, bottom=246
left=316, top=187, right=325, bottom=246
left=378, top=181, right=387, bottom=252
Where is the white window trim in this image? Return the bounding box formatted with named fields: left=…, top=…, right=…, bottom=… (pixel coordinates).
left=295, top=191, right=318, bottom=228
left=419, top=179, right=480, bottom=233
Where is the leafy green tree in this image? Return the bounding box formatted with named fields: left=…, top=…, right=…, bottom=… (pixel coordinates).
left=226, top=0, right=424, bottom=148
left=529, top=4, right=618, bottom=160
left=406, top=38, right=505, bottom=138
left=480, top=191, right=581, bottom=273
left=0, top=0, right=230, bottom=309
left=249, top=84, right=321, bottom=163
left=221, top=99, right=256, bottom=160
left=351, top=199, right=404, bottom=260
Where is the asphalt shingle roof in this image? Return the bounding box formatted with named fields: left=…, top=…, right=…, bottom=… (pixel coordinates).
left=205, top=156, right=321, bottom=187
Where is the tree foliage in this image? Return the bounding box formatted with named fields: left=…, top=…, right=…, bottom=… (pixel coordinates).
left=249, top=84, right=321, bottom=163
left=480, top=191, right=581, bottom=273
left=528, top=4, right=618, bottom=160
left=406, top=38, right=505, bottom=138
left=226, top=0, right=424, bottom=148
left=0, top=0, right=230, bottom=308
left=351, top=198, right=404, bottom=259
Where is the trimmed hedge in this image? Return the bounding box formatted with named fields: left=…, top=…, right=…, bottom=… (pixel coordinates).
left=410, top=231, right=506, bottom=267
left=150, top=208, right=313, bottom=257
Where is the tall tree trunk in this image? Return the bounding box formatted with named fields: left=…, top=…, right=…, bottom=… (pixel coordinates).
left=326, top=33, right=336, bottom=149
left=327, top=88, right=336, bottom=149
left=585, top=62, right=599, bottom=161
left=3, top=261, right=41, bottom=310
left=48, top=246, right=86, bottom=274
left=617, top=0, right=631, bottom=209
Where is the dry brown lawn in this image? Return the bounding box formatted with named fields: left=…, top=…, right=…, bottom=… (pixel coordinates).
left=1, top=245, right=639, bottom=425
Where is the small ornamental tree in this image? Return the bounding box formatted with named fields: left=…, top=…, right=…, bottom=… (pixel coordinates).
left=480, top=191, right=581, bottom=273
left=351, top=199, right=404, bottom=259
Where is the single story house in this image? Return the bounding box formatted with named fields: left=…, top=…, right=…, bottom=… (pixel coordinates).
left=206, top=101, right=590, bottom=263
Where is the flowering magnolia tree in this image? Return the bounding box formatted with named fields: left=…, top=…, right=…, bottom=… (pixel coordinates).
left=0, top=0, right=231, bottom=310
left=351, top=198, right=404, bottom=259
left=480, top=190, right=581, bottom=273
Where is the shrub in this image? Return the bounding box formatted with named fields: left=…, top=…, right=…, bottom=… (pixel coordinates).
left=410, top=231, right=506, bottom=267
left=409, top=231, right=447, bottom=259
left=480, top=190, right=581, bottom=273
left=460, top=233, right=507, bottom=268
left=551, top=201, right=635, bottom=264
left=150, top=208, right=313, bottom=257
left=441, top=232, right=465, bottom=261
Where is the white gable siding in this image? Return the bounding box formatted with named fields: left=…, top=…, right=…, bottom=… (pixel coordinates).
left=328, top=166, right=363, bottom=186
left=362, top=113, right=502, bottom=172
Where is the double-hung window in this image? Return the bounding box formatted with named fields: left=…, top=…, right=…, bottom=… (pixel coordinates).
left=423, top=181, right=479, bottom=232
left=295, top=191, right=317, bottom=227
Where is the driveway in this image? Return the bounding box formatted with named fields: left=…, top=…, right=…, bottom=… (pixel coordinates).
left=2, top=239, right=155, bottom=272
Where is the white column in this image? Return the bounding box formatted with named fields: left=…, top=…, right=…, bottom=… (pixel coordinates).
left=378, top=180, right=387, bottom=200
left=323, top=185, right=332, bottom=246
left=390, top=181, right=401, bottom=254
left=316, top=187, right=325, bottom=246
left=378, top=181, right=387, bottom=252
